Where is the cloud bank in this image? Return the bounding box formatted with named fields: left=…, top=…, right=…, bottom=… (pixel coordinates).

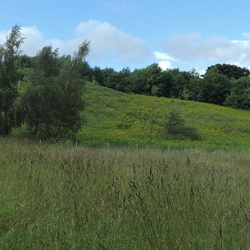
left=0, top=20, right=153, bottom=69
left=74, top=20, right=153, bottom=63
left=161, top=32, right=250, bottom=68
left=2, top=22, right=250, bottom=71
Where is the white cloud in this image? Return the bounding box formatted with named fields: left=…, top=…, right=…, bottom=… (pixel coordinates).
left=161, top=32, right=250, bottom=68
left=5, top=23, right=250, bottom=72
left=20, top=26, right=47, bottom=55
left=153, top=51, right=176, bottom=61
left=75, top=20, right=153, bottom=64
left=0, top=26, right=64, bottom=56
left=0, top=20, right=153, bottom=70
left=241, top=32, right=250, bottom=38
left=153, top=51, right=175, bottom=70
left=158, top=61, right=173, bottom=70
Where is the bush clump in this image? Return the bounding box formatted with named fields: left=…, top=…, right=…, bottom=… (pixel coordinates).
left=164, top=108, right=202, bottom=140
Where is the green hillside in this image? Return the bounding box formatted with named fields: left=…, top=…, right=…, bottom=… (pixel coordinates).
left=78, top=82, right=250, bottom=150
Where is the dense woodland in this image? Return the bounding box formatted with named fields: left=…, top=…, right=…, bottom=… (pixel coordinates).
left=1, top=25, right=250, bottom=141
left=88, top=61, right=250, bottom=109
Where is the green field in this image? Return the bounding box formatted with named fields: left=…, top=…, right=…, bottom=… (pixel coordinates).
left=76, top=82, right=250, bottom=150
left=0, top=138, right=249, bottom=249
left=2, top=83, right=250, bottom=249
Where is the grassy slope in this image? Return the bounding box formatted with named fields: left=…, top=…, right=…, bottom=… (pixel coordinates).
left=78, top=82, right=250, bottom=150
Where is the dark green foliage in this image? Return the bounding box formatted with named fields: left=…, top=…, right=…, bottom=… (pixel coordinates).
left=81, top=61, right=93, bottom=81
left=22, top=42, right=90, bottom=140
left=120, top=67, right=131, bottom=76
left=171, top=69, right=194, bottom=98
left=184, top=76, right=204, bottom=101
left=157, top=70, right=175, bottom=97
left=15, top=54, right=34, bottom=69
left=101, top=67, right=116, bottom=79
left=224, top=77, right=250, bottom=110
left=95, top=62, right=250, bottom=110
left=128, top=66, right=200, bottom=99
left=34, top=46, right=60, bottom=77
left=92, top=66, right=104, bottom=84
left=165, top=108, right=201, bottom=140
left=106, top=71, right=131, bottom=92
left=102, top=67, right=132, bottom=92
left=130, top=63, right=163, bottom=95
left=0, top=25, right=24, bottom=135
left=202, top=69, right=231, bottom=105
left=15, top=55, right=35, bottom=83
left=129, top=68, right=147, bottom=94
left=206, top=63, right=250, bottom=79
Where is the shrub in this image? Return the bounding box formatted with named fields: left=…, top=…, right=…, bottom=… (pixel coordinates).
left=164, top=108, right=202, bottom=140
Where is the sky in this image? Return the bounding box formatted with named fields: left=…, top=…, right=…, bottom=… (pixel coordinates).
left=1, top=0, right=250, bottom=74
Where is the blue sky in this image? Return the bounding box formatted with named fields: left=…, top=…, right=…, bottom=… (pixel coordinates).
left=1, top=0, right=250, bottom=73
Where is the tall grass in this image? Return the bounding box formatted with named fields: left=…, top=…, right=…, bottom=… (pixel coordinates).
left=0, top=138, right=249, bottom=249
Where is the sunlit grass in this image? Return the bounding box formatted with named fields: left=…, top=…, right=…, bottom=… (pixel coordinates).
left=79, top=82, right=250, bottom=150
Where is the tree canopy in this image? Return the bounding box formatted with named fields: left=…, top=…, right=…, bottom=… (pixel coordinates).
left=23, top=42, right=90, bottom=140
left=0, top=26, right=90, bottom=140
left=0, top=25, right=24, bottom=135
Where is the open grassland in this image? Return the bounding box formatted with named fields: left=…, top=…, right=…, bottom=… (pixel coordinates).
left=79, top=82, right=250, bottom=150
left=0, top=138, right=249, bottom=249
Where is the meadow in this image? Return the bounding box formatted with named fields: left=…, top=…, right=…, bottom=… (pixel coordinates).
left=3, top=82, right=250, bottom=249
left=0, top=137, right=249, bottom=249
left=78, top=82, right=250, bottom=150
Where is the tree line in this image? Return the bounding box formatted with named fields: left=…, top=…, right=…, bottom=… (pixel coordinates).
left=88, top=63, right=250, bottom=110
left=1, top=25, right=250, bottom=141
left=18, top=55, right=250, bottom=110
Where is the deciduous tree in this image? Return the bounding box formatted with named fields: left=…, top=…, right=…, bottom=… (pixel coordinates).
left=224, top=77, right=250, bottom=110
left=23, top=41, right=90, bottom=140
left=206, top=64, right=250, bottom=80
left=202, top=69, right=231, bottom=105
left=0, top=25, right=24, bottom=135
